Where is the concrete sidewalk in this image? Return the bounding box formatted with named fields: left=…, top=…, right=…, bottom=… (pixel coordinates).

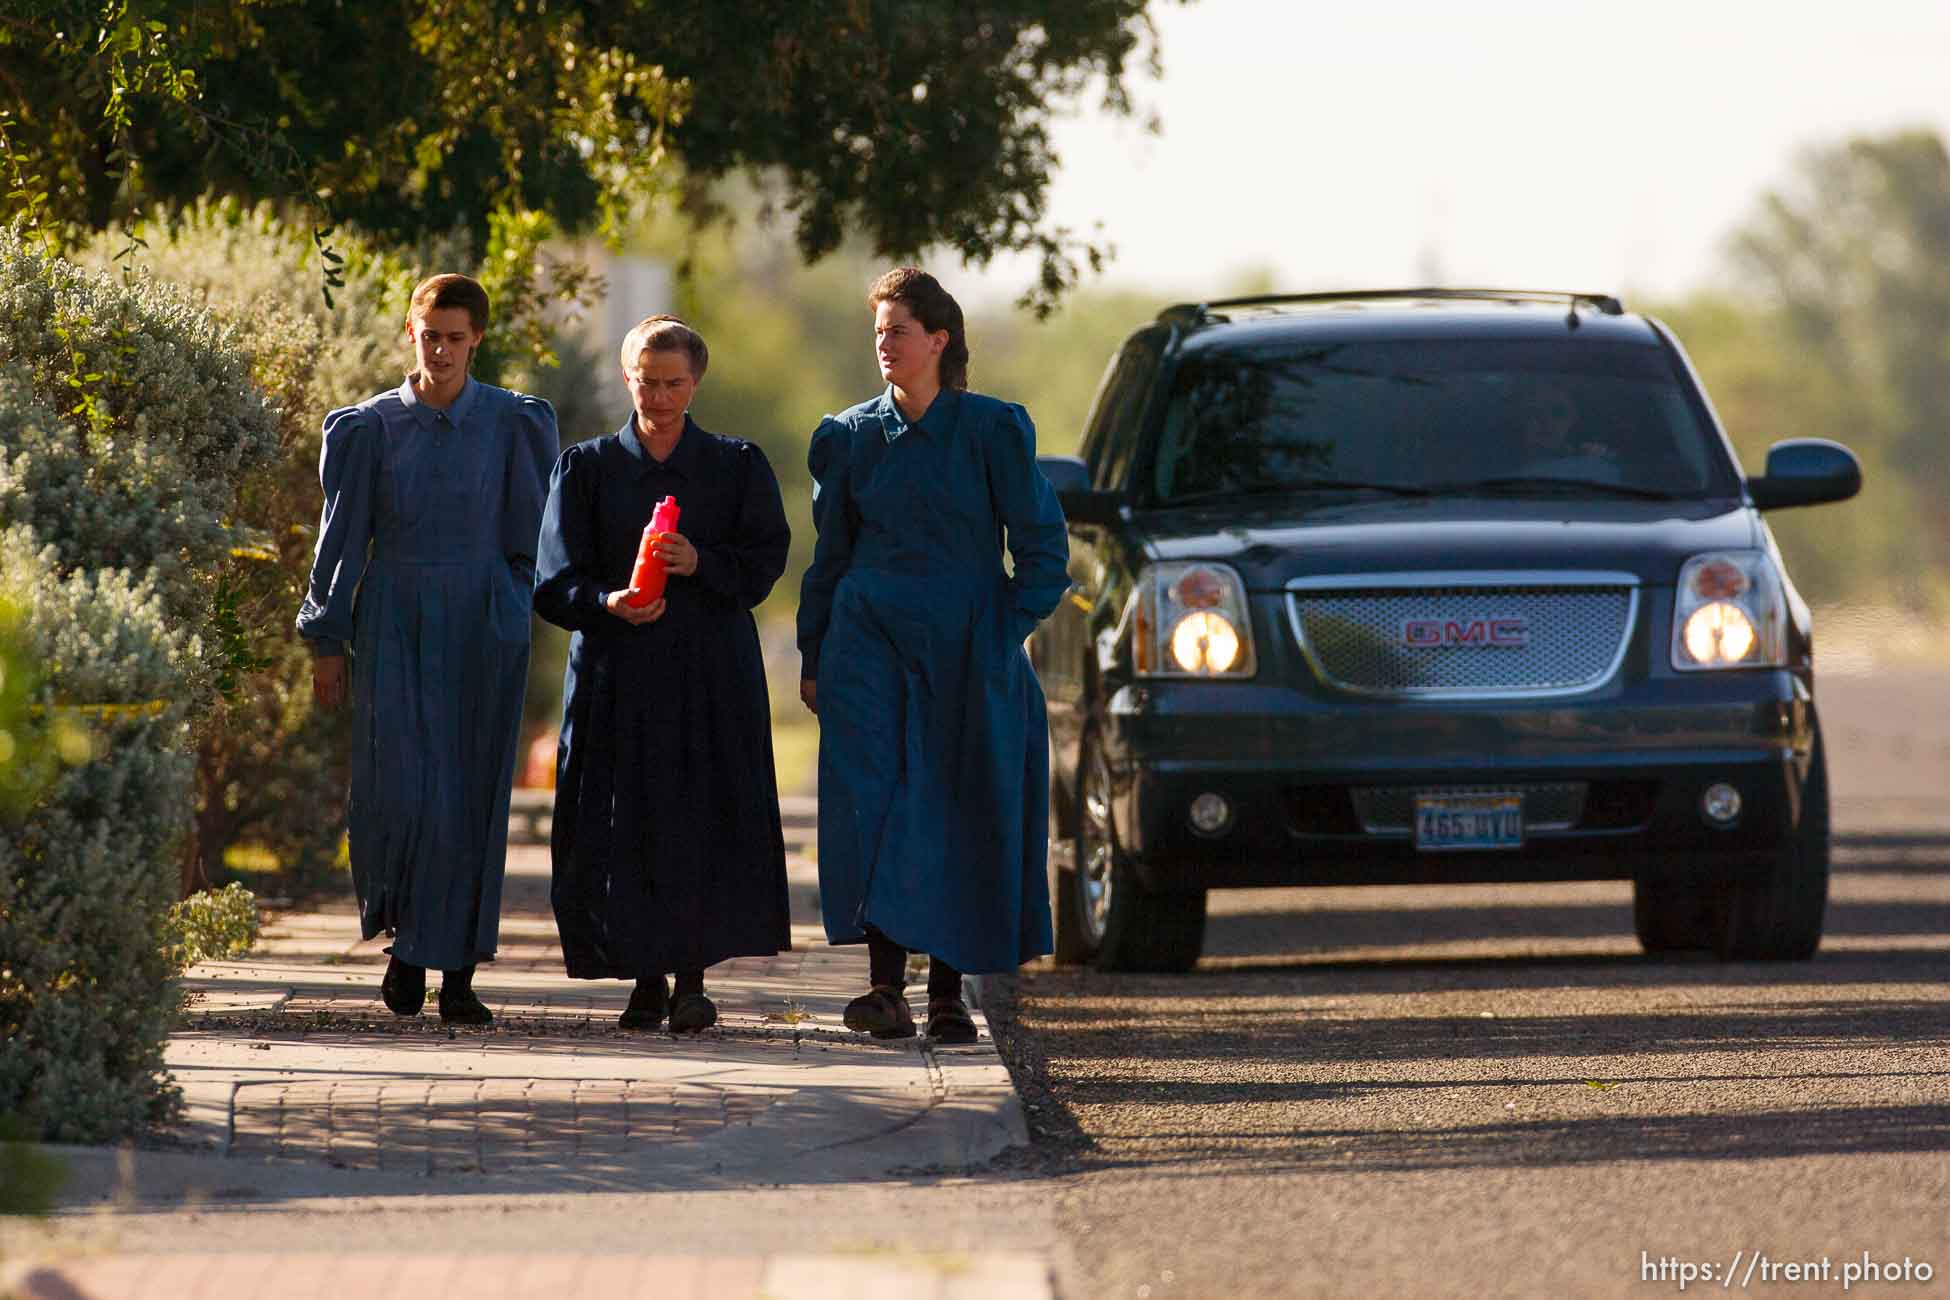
left=1, top=807, right=1053, bottom=1299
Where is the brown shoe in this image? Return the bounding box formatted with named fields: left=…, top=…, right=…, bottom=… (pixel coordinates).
left=437, top=965, right=493, bottom=1026
left=925, top=996, right=978, bottom=1045
left=668, top=991, right=718, bottom=1034
left=381, top=954, right=425, bottom=1017
left=843, top=985, right=916, bottom=1039
left=618, top=975, right=669, bottom=1030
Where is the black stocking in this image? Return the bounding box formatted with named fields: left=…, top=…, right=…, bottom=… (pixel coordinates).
left=867, top=932, right=907, bottom=989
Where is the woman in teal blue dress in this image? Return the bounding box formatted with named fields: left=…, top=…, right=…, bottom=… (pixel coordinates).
left=298, top=273, right=558, bottom=1025
left=797, top=267, right=1070, bottom=1042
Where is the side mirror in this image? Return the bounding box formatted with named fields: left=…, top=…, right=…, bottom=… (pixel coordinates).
left=1038, top=454, right=1122, bottom=527
left=1747, top=439, right=1863, bottom=511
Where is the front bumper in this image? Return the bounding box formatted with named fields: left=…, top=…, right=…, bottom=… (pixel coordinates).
left=1096, top=670, right=1818, bottom=891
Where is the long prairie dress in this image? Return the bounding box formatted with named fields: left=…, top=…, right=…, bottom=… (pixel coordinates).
left=533, top=417, right=793, bottom=978
left=796, top=387, right=1070, bottom=975
left=297, top=378, right=558, bottom=970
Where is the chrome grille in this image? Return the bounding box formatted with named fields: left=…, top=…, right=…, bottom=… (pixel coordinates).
left=1351, top=783, right=1588, bottom=835
left=1286, top=573, right=1637, bottom=698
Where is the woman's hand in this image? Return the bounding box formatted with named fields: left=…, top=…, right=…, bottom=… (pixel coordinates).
left=313, top=655, right=347, bottom=710
left=604, top=591, right=667, bottom=624
left=799, top=678, right=817, bottom=714
left=652, top=531, right=698, bottom=576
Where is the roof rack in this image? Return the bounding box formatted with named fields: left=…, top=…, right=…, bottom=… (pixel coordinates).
left=1157, top=287, right=1626, bottom=327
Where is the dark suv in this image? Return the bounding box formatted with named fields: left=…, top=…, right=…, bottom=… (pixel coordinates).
left=1031, top=289, right=1861, bottom=971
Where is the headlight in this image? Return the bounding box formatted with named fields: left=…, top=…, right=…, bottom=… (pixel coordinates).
left=1134, top=562, right=1257, bottom=677
left=1671, top=551, right=1786, bottom=670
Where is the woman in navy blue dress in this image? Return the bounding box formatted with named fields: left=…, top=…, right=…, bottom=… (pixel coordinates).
left=535, top=316, right=792, bottom=1033
left=797, top=268, right=1070, bottom=1042
left=298, top=273, right=558, bottom=1025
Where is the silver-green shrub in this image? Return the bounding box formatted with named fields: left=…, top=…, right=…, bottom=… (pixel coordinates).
left=78, top=199, right=419, bottom=413
left=0, top=527, right=192, bottom=1142
left=0, top=235, right=282, bottom=1142
left=0, top=231, right=280, bottom=646
left=67, top=204, right=404, bottom=892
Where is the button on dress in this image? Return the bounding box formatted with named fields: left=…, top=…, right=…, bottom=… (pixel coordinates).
left=297, top=378, right=558, bottom=970
left=533, top=418, right=793, bottom=978
left=797, top=388, right=1070, bottom=974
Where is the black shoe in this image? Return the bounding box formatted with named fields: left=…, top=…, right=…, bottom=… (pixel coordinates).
left=843, top=985, right=916, bottom=1039
left=619, top=975, right=669, bottom=1031
left=381, top=954, right=425, bottom=1017
left=926, top=996, right=978, bottom=1045
left=668, top=991, right=718, bottom=1034
left=437, top=965, right=493, bottom=1026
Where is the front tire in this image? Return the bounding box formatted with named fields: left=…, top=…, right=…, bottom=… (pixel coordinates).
left=1068, top=734, right=1206, bottom=973
left=1714, top=731, right=1830, bottom=962
left=1049, top=762, right=1102, bottom=965
left=1632, top=877, right=1717, bottom=954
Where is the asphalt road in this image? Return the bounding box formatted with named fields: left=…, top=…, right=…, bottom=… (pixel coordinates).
left=989, top=668, right=1950, bottom=1300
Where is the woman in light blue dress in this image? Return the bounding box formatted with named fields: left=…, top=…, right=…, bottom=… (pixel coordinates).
left=297, top=273, right=558, bottom=1025
left=797, top=267, right=1070, bottom=1042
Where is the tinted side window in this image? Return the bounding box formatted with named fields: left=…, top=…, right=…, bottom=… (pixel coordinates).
left=1087, top=334, right=1165, bottom=490
left=1074, top=353, right=1121, bottom=478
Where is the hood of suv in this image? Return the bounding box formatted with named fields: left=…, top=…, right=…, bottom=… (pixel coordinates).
left=1136, top=496, right=1761, bottom=590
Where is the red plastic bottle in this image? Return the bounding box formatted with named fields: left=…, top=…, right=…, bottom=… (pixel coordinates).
left=624, top=496, right=681, bottom=607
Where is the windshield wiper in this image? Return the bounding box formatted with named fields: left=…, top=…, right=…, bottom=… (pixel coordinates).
left=1432, top=475, right=1678, bottom=501
left=1164, top=478, right=1432, bottom=507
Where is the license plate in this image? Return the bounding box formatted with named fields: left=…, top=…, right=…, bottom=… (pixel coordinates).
left=1413, top=793, right=1524, bottom=851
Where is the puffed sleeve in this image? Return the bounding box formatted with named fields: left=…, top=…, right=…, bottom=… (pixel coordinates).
left=503, top=395, right=559, bottom=586
left=532, top=445, right=609, bottom=634
left=690, top=441, right=791, bottom=610
left=987, top=402, right=1071, bottom=639
left=795, top=417, right=857, bottom=680
left=295, top=405, right=379, bottom=657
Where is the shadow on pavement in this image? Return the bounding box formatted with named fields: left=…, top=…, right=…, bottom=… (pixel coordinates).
left=1013, top=994, right=1950, bottom=1064
left=1203, top=897, right=1950, bottom=958
left=1067, top=1102, right=1950, bottom=1175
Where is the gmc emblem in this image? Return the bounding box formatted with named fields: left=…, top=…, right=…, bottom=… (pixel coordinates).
left=1402, top=618, right=1531, bottom=648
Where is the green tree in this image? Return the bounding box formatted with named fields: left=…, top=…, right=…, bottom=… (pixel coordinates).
left=1650, top=291, right=1912, bottom=607
left=2, top=1, right=1173, bottom=312
left=1714, top=127, right=1950, bottom=607
left=972, top=285, right=1171, bottom=455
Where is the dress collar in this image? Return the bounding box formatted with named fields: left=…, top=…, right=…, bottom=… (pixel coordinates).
left=616, top=413, right=703, bottom=479
left=876, top=385, right=956, bottom=444
left=398, top=375, right=480, bottom=428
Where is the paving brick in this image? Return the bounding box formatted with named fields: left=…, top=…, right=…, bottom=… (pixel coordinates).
left=159, top=845, right=1028, bottom=1201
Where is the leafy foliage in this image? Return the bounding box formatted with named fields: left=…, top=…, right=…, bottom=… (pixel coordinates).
left=1654, top=127, right=1950, bottom=610
left=0, top=1, right=1168, bottom=311
left=0, top=592, right=60, bottom=818
left=0, top=230, right=281, bottom=651
left=166, top=880, right=260, bottom=968
left=0, top=237, right=287, bottom=1142
left=0, top=528, right=191, bottom=1143
left=973, top=286, right=1173, bottom=455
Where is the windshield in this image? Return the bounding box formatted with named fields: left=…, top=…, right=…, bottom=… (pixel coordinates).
left=1147, top=338, right=1734, bottom=504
